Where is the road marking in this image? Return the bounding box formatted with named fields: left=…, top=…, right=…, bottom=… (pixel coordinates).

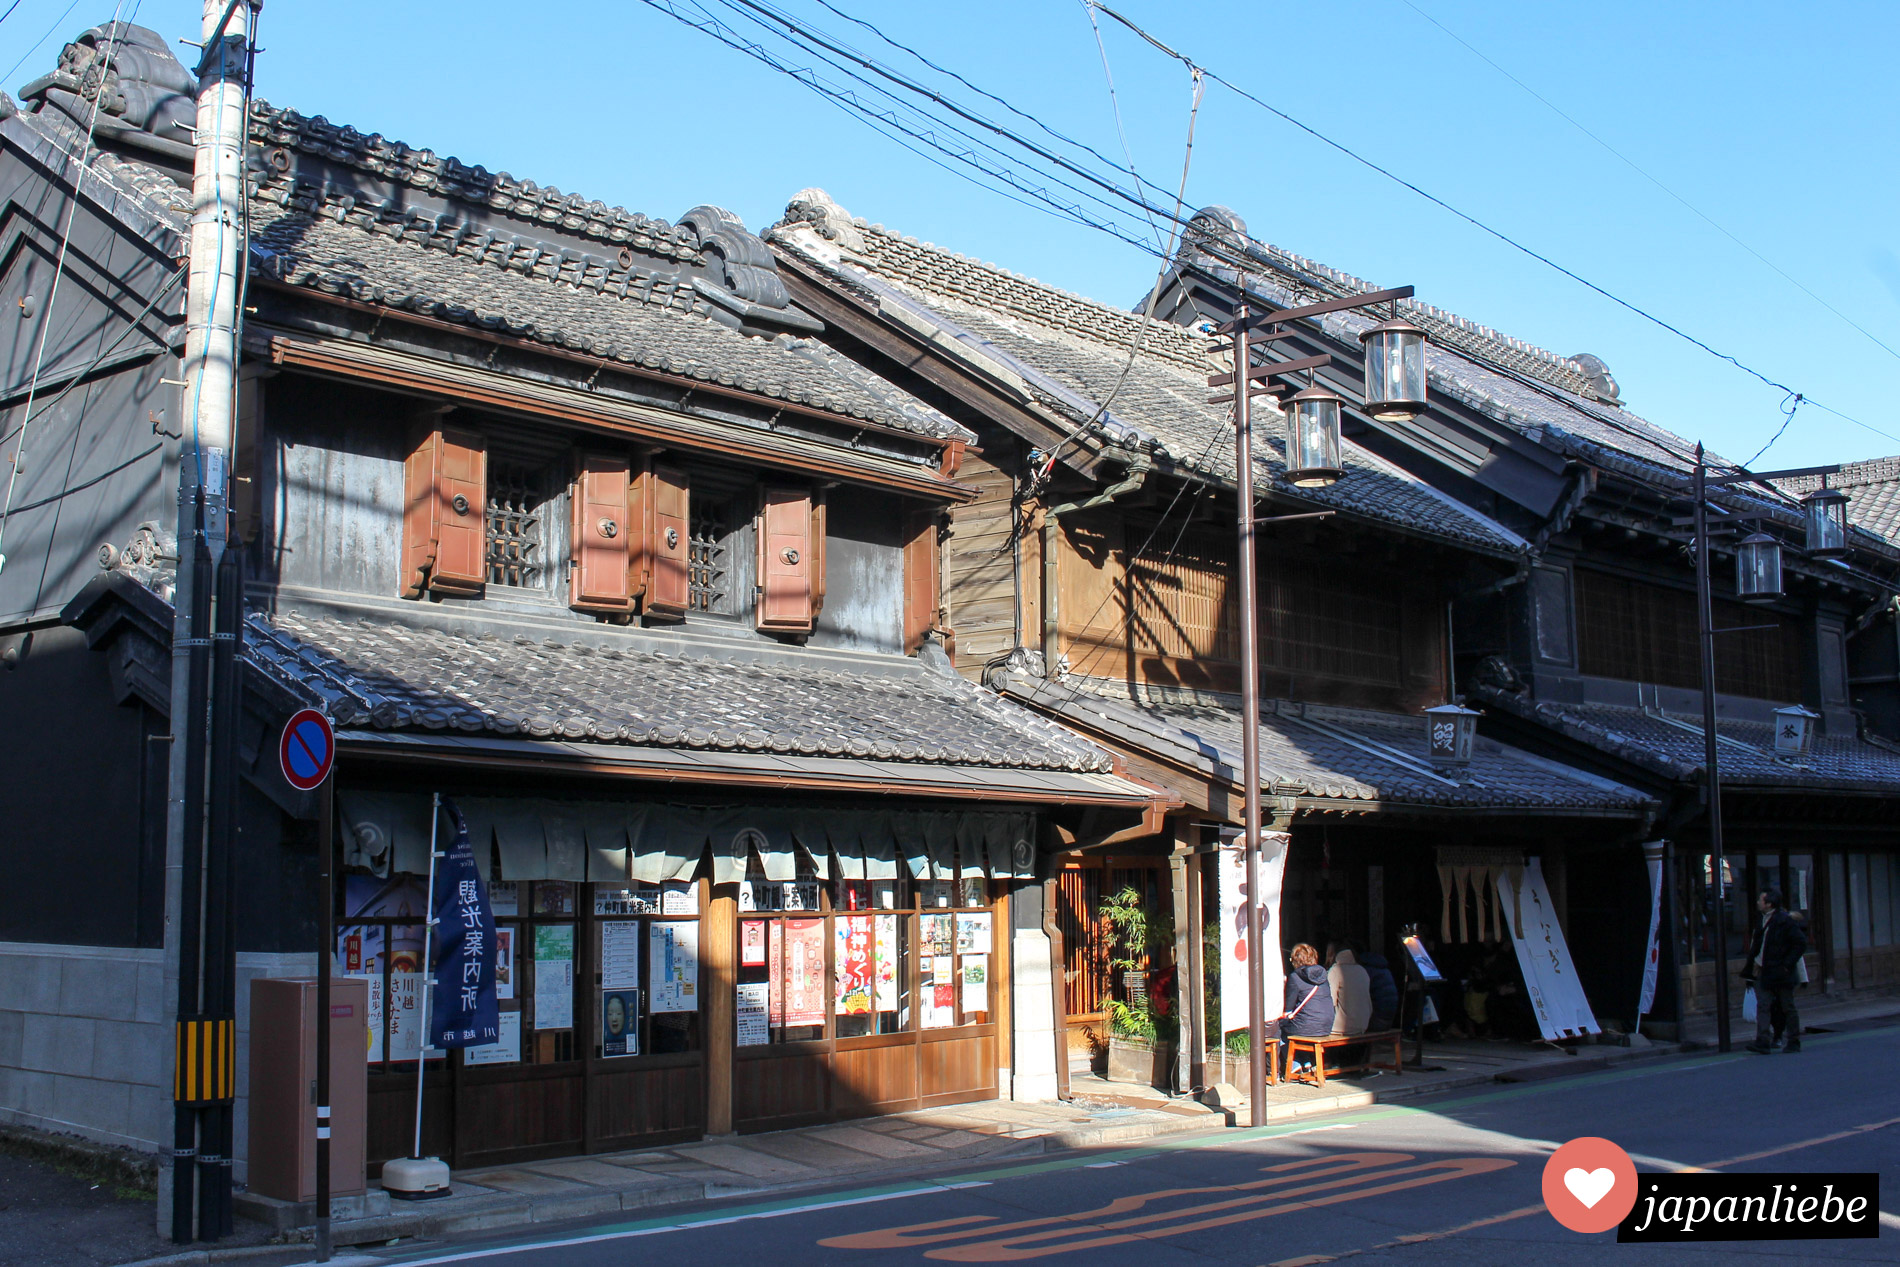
left=822, top=1152, right=1514, bottom=1261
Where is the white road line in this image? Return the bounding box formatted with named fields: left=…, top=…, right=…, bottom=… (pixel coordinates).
left=387, top=1180, right=992, bottom=1265
left=1880, top=1210, right=1899, bottom=1231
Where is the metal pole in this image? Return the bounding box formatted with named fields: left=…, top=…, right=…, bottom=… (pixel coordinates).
left=414, top=793, right=443, bottom=1159
left=1692, top=447, right=1732, bottom=1052
left=314, top=774, right=334, bottom=1263
left=1234, top=307, right=1268, bottom=1113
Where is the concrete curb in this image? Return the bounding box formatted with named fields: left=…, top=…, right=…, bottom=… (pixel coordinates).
left=113, top=1245, right=311, bottom=1267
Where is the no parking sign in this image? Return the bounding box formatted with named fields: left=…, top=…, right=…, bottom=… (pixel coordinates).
left=279, top=708, right=335, bottom=791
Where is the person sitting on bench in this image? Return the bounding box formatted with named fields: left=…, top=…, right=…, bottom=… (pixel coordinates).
left=1279, top=943, right=1335, bottom=1074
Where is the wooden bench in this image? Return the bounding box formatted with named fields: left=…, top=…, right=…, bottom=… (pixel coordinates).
left=1282, top=1030, right=1403, bottom=1087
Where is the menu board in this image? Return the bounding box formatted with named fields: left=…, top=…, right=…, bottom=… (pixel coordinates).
left=649, top=922, right=699, bottom=1013
left=836, top=915, right=873, bottom=1015
left=737, top=982, right=770, bottom=1045
left=600, top=921, right=640, bottom=990
left=772, top=917, right=826, bottom=1027
left=533, top=925, right=575, bottom=1030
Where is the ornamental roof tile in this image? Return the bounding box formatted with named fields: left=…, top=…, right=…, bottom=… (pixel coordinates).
left=769, top=192, right=1525, bottom=557
left=244, top=607, right=1117, bottom=775
left=998, top=673, right=1652, bottom=815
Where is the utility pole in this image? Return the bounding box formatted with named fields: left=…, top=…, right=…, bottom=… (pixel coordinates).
left=1690, top=447, right=1730, bottom=1054
left=1232, top=303, right=1267, bottom=1115
left=163, top=0, right=255, bottom=1241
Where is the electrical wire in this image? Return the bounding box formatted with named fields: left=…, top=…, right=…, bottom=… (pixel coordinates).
left=0, top=0, right=131, bottom=574
left=0, top=1, right=29, bottom=31
left=1398, top=0, right=1900, bottom=367
left=0, top=0, right=82, bottom=87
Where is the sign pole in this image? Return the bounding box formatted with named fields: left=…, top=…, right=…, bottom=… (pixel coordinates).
left=413, top=793, right=442, bottom=1160
left=315, top=772, right=333, bottom=1263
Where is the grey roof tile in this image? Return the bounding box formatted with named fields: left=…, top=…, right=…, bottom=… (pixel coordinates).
left=999, top=673, right=1652, bottom=814
left=1473, top=685, right=1900, bottom=792
left=1778, top=456, right=1900, bottom=543
left=768, top=194, right=1526, bottom=557
left=245, top=607, right=1117, bottom=775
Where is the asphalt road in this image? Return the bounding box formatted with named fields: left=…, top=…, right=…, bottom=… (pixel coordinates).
left=355, top=1022, right=1900, bottom=1266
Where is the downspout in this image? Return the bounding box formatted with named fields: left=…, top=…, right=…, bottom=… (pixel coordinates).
left=1040, top=460, right=1151, bottom=679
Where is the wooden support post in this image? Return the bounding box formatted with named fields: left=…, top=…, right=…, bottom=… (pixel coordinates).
left=1183, top=826, right=1207, bottom=1095
left=1169, top=823, right=1195, bottom=1097
left=704, top=879, right=736, bottom=1135
left=994, top=891, right=1013, bottom=1093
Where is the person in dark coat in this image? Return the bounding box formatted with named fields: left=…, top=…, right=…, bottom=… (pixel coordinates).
left=1359, top=948, right=1400, bottom=1031
left=1277, top=943, right=1335, bottom=1073
left=1742, top=887, right=1808, bottom=1054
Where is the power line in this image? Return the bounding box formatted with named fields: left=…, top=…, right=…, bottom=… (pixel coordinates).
left=1, top=0, right=82, bottom=87
left=0, top=1, right=30, bottom=31
left=1397, top=0, right=1900, bottom=367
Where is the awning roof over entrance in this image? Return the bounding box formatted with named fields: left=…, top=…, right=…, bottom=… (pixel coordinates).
left=996, top=673, right=1655, bottom=818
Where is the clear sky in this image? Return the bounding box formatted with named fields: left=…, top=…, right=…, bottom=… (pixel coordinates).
left=15, top=1, right=1897, bottom=471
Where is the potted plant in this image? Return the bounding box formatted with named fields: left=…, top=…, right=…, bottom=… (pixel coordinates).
left=1098, top=885, right=1179, bottom=1088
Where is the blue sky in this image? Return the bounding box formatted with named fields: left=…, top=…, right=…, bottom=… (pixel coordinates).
left=18, top=1, right=1898, bottom=470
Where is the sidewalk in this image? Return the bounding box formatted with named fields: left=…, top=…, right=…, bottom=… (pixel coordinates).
left=234, top=1094, right=1226, bottom=1249
left=1678, top=989, right=1900, bottom=1049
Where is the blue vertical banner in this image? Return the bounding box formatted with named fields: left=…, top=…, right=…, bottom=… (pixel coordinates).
left=430, top=799, right=500, bottom=1049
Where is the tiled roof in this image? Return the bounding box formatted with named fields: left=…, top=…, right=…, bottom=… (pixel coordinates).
left=997, top=673, right=1652, bottom=814
left=1778, top=456, right=1900, bottom=543
left=768, top=192, right=1525, bottom=557
left=245, top=607, right=1117, bottom=774
left=241, top=103, right=969, bottom=446
left=1473, top=686, right=1900, bottom=792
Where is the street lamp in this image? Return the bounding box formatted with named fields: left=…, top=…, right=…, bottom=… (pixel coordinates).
left=1360, top=310, right=1429, bottom=422
left=1207, top=281, right=1420, bottom=1114
left=1736, top=532, right=1784, bottom=601
left=1425, top=702, right=1480, bottom=766
left=1284, top=381, right=1345, bottom=488
left=1773, top=704, right=1819, bottom=759
left=1802, top=485, right=1849, bottom=559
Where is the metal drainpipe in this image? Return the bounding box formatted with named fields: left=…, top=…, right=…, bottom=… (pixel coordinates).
left=1040, top=461, right=1151, bottom=678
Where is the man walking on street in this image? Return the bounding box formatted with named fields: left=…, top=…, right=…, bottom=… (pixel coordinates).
left=1743, top=887, right=1807, bottom=1054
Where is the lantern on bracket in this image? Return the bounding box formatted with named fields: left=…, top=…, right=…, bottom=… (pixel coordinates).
left=1359, top=306, right=1429, bottom=422
left=1736, top=531, right=1784, bottom=601
left=1772, top=704, right=1819, bottom=759
left=1424, top=702, right=1480, bottom=766
left=1801, top=484, right=1849, bottom=559
left=1283, top=379, right=1344, bottom=488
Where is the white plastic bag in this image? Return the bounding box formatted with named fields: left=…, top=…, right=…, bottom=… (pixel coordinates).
left=1742, top=985, right=1757, bottom=1023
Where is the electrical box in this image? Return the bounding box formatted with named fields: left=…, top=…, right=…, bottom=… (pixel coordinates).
left=246, top=978, right=368, bottom=1203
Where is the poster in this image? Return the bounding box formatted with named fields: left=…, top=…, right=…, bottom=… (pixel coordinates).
left=922, top=912, right=954, bottom=955
left=771, top=918, right=825, bottom=1027
left=533, top=924, right=575, bottom=1031
left=650, top=922, right=699, bottom=1013
left=359, top=972, right=384, bottom=1063
left=1219, top=831, right=1290, bottom=1039
left=601, top=921, right=641, bottom=989
left=962, top=955, right=987, bottom=1013
left=956, top=913, right=990, bottom=955
left=662, top=881, right=696, bottom=915
left=873, top=914, right=899, bottom=1013
left=741, top=919, right=768, bottom=967
left=489, top=882, right=520, bottom=917
left=924, top=954, right=956, bottom=1028
left=1401, top=935, right=1444, bottom=982
left=388, top=970, right=425, bottom=1061
left=495, top=927, right=515, bottom=1000
left=1496, top=858, right=1600, bottom=1040
left=601, top=989, right=639, bottom=1057
left=464, top=1010, right=522, bottom=1066
left=836, top=915, right=873, bottom=1016
left=737, top=981, right=770, bottom=1046
left=1638, top=846, right=1664, bottom=1020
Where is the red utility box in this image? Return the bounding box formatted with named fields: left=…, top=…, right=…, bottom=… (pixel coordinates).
left=247, top=978, right=368, bottom=1202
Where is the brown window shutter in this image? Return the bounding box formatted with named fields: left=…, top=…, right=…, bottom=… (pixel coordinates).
left=632, top=462, right=691, bottom=618
left=756, top=486, right=815, bottom=633
left=904, top=507, right=941, bottom=653
left=569, top=454, right=634, bottom=613
left=810, top=489, right=828, bottom=624
left=401, top=427, right=487, bottom=597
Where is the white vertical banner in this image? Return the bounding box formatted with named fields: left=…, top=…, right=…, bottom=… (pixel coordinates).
left=1220, top=831, right=1290, bottom=1038
left=1496, top=857, right=1600, bottom=1040
left=1637, top=843, right=1665, bottom=1020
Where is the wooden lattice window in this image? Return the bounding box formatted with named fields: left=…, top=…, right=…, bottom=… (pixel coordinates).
left=1575, top=566, right=1802, bottom=700
left=485, top=464, right=546, bottom=588
left=688, top=503, right=728, bottom=613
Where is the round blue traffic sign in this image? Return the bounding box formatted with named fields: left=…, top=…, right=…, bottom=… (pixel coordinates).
left=280, top=708, right=335, bottom=791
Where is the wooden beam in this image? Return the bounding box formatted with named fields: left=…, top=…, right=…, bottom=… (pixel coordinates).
left=703, top=877, right=735, bottom=1135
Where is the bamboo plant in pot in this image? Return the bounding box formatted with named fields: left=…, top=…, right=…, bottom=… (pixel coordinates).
left=1098, top=884, right=1178, bottom=1089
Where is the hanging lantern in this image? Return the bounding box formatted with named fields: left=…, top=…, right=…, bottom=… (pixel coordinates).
left=1802, top=485, right=1849, bottom=559
left=1359, top=315, right=1429, bottom=421
left=1735, top=531, right=1783, bottom=601
left=1772, top=704, right=1819, bottom=759
left=1284, top=383, right=1344, bottom=488
left=1424, top=702, right=1480, bottom=766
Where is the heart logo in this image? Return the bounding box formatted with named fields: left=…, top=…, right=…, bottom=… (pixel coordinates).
left=1564, top=1166, right=1616, bottom=1209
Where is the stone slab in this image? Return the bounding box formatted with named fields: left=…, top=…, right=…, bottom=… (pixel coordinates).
left=671, top=1141, right=817, bottom=1179
left=460, top=1169, right=591, bottom=1196
left=527, top=1158, right=662, bottom=1187
left=804, top=1125, right=935, bottom=1158
left=739, top=1131, right=892, bottom=1169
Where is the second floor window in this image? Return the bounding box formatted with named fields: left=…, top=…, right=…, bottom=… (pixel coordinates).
left=689, top=501, right=729, bottom=613
left=1575, top=566, right=1802, bottom=700
left=486, top=463, right=548, bottom=589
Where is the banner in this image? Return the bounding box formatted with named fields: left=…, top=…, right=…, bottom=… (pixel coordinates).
left=1638, top=845, right=1664, bottom=1019
left=1496, top=857, right=1600, bottom=1040
left=836, top=915, right=874, bottom=1015
left=429, top=799, right=500, bottom=1049
left=1219, top=831, right=1290, bottom=1037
